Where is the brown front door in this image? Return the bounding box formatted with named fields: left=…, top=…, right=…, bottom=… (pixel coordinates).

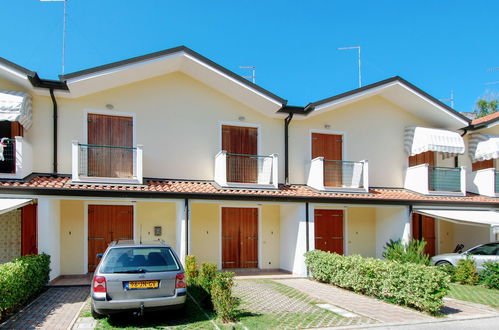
left=312, top=133, right=343, bottom=187
left=408, top=151, right=435, bottom=167
left=21, top=204, right=37, bottom=256
left=222, top=207, right=258, bottom=268
left=314, top=209, right=344, bottom=254
left=88, top=205, right=133, bottom=271
left=87, top=114, right=133, bottom=178
left=412, top=213, right=436, bottom=257
left=222, top=125, right=258, bottom=183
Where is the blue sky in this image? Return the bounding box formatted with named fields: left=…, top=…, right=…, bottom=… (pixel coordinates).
left=1, top=1, right=498, bottom=112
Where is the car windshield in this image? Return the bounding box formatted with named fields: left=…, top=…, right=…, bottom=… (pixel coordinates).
left=467, top=243, right=499, bottom=256
left=100, top=247, right=180, bottom=273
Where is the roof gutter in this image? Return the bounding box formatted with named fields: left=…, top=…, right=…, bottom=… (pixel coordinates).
left=28, top=74, right=69, bottom=174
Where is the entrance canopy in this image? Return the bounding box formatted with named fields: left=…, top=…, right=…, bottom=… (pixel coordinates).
left=0, top=90, right=32, bottom=129
left=468, top=134, right=499, bottom=162
left=414, top=208, right=499, bottom=234
left=0, top=198, right=32, bottom=216
left=404, top=126, right=465, bottom=157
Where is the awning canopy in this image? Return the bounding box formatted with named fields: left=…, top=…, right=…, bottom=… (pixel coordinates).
left=0, top=198, right=32, bottom=216
left=0, top=90, right=32, bottom=129
left=414, top=208, right=499, bottom=234
left=404, top=126, right=465, bottom=157
left=468, top=134, right=499, bottom=162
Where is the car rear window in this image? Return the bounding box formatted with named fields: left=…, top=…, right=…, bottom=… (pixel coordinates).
left=100, top=247, right=180, bottom=273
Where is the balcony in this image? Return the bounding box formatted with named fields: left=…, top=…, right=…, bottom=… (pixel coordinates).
left=214, top=151, right=278, bottom=189
left=307, top=158, right=369, bottom=192
left=468, top=168, right=499, bottom=198
left=405, top=164, right=465, bottom=196
left=72, top=141, right=143, bottom=184
left=0, top=136, right=32, bottom=180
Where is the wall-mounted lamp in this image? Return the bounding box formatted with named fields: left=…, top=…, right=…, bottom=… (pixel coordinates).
left=324, top=124, right=331, bottom=129
left=106, top=104, right=114, bottom=110
left=238, top=116, right=245, bottom=121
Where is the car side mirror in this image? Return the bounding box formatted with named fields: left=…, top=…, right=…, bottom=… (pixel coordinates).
left=96, top=253, right=103, bottom=259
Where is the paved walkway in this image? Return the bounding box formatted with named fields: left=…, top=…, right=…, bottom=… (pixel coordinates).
left=276, top=279, right=433, bottom=323
left=0, top=287, right=88, bottom=330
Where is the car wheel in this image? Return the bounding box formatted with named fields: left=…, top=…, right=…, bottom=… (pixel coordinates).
left=436, top=261, right=452, bottom=267
left=91, top=306, right=106, bottom=319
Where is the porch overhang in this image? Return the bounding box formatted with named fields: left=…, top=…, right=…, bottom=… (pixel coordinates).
left=413, top=208, right=499, bottom=234
left=404, top=126, right=465, bottom=157
left=468, top=134, right=499, bottom=162
left=0, top=198, right=32, bottom=215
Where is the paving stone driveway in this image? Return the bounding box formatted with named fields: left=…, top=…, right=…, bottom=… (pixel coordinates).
left=0, top=286, right=88, bottom=330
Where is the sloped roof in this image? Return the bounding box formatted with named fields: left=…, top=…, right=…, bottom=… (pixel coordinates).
left=472, top=111, right=499, bottom=127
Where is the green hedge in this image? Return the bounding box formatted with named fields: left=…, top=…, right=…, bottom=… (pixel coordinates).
left=0, top=254, right=51, bottom=320
left=305, top=250, right=449, bottom=313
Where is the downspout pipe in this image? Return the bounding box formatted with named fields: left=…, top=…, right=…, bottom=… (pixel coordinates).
left=49, top=88, right=58, bottom=173
left=284, top=113, right=294, bottom=185
left=455, top=128, right=468, bottom=168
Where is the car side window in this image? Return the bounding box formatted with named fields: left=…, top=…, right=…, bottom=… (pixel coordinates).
left=467, top=243, right=498, bottom=256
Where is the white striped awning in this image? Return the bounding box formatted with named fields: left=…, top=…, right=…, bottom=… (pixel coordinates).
left=404, top=126, right=465, bottom=157
left=0, top=198, right=32, bottom=216
left=0, top=90, right=32, bottom=129
left=414, top=208, right=499, bottom=234
left=468, top=134, right=499, bottom=162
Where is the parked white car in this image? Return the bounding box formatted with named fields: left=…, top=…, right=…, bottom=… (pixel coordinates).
left=430, top=242, right=499, bottom=271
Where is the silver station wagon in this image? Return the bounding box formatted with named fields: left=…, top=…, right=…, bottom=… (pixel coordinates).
left=91, top=240, right=186, bottom=318
left=431, top=242, right=499, bottom=271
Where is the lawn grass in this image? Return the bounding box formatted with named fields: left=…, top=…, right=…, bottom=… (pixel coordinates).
left=447, top=283, right=499, bottom=308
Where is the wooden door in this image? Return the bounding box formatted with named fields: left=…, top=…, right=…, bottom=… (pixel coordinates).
left=21, top=204, right=37, bottom=255
left=88, top=205, right=133, bottom=271
left=222, top=125, right=258, bottom=183
left=412, top=213, right=436, bottom=257
left=222, top=207, right=258, bottom=268
left=314, top=209, right=344, bottom=254
left=408, top=151, right=435, bottom=167
left=87, top=114, right=133, bottom=178
left=312, top=133, right=343, bottom=187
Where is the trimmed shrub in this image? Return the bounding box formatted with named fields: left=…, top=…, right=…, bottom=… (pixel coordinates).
left=185, top=255, right=199, bottom=286
left=479, top=262, right=499, bottom=290
left=382, top=239, right=430, bottom=265
left=0, top=254, right=51, bottom=320
left=211, top=272, right=239, bottom=322
left=199, top=262, right=218, bottom=294
left=305, top=250, right=449, bottom=313
left=454, top=257, right=479, bottom=285
left=438, top=264, right=456, bottom=281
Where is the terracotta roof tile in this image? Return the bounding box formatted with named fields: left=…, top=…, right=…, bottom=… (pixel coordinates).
left=0, top=175, right=497, bottom=205
left=472, top=112, right=499, bottom=125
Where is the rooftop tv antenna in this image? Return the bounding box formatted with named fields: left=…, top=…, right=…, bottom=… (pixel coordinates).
left=485, top=67, right=499, bottom=85
left=40, top=0, right=68, bottom=74
left=439, top=90, right=455, bottom=108
left=240, top=66, right=256, bottom=84
left=338, top=46, right=362, bottom=87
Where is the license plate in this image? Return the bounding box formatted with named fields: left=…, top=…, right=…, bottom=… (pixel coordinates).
left=127, top=280, right=159, bottom=290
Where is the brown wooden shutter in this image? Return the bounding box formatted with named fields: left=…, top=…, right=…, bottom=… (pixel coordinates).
left=222, top=125, right=258, bottom=183
left=312, top=133, right=343, bottom=187
left=472, top=159, right=494, bottom=171
left=408, top=151, right=435, bottom=167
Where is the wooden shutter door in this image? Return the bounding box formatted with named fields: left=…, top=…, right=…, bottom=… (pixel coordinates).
left=21, top=204, right=37, bottom=255
left=409, top=151, right=435, bottom=167
left=472, top=159, right=494, bottom=171
left=222, top=125, right=258, bottom=183
left=314, top=209, right=344, bottom=255
left=239, top=208, right=258, bottom=268
left=312, top=133, right=343, bottom=187
left=222, top=208, right=240, bottom=268
left=330, top=210, right=344, bottom=255
left=88, top=114, right=133, bottom=178
left=412, top=213, right=436, bottom=257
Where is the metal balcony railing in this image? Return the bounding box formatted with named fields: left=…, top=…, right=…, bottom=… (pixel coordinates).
left=72, top=141, right=143, bottom=184
left=0, top=138, right=16, bottom=173
left=428, top=166, right=461, bottom=192
left=214, top=151, right=278, bottom=188
left=307, top=157, right=369, bottom=192
left=323, top=160, right=365, bottom=189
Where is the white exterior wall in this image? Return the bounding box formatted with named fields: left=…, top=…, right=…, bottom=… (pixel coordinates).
left=27, top=73, right=285, bottom=182
left=38, top=198, right=61, bottom=280
left=374, top=206, right=410, bottom=258
left=279, top=203, right=307, bottom=276
left=290, top=96, right=436, bottom=187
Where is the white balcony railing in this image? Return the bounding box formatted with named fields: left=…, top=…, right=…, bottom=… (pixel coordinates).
left=72, top=140, right=143, bottom=184
left=307, top=157, right=369, bottom=192
left=404, top=164, right=465, bottom=196
left=214, top=151, right=278, bottom=189
left=0, top=136, right=32, bottom=179
left=468, top=168, right=499, bottom=198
